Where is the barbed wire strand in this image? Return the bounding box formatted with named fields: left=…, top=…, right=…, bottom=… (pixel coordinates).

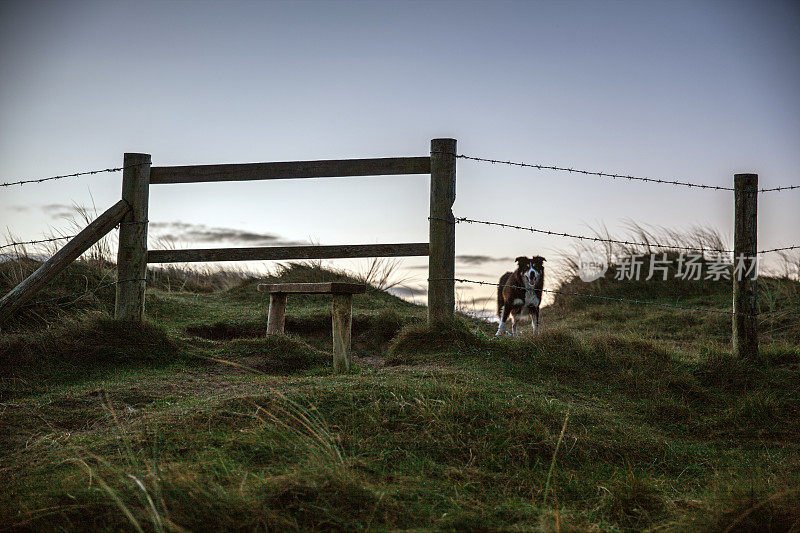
left=32, top=277, right=147, bottom=307
left=446, top=152, right=799, bottom=193
left=448, top=153, right=733, bottom=190
left=432, top=216, right=800, bottom=255
left=1, top=219, right=132, bottom=253
left=431, top=277, right=792, bottom=317
left=441, top=216, right=733, bottom=253
left=757, top=185, right=800, bottom=193
left=757, top=245, right=800, bottom=254
left=0, top=162, right=147, bottom=188
left=0, top=235, right=77, bottom=251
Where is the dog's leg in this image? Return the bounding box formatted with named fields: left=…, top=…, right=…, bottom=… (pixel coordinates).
left=497, top=304, right=513, bottom=336
left=496, top=305, right=506, bottom=335
left=531, top=307, right=539, bottom=334
left=511, top=313, right=518, bottom=336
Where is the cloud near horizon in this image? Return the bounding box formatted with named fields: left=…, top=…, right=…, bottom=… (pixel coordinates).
left=464, top=296, right=495, bottom=305
left=41, top=203, right=87, bottom=219
left=149, top=221, right=304, bottom=247
left=456, top=255, right=513, bottom=266
left=388, top=285, right=427, bottom=298
left=406, top=255, right=514, bottom=270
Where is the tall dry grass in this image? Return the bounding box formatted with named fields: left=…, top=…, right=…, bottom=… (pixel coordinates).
left=557, top=221, right=798, bottom=283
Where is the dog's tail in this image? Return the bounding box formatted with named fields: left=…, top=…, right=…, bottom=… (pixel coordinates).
left=497, top=272, right=511, bottom=318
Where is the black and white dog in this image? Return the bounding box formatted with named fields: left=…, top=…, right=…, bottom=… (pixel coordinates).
left=496, top=256, right=546, bottom=336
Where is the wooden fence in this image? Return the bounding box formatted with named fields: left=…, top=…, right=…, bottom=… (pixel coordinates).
left=0, top=141, right=765, bottom=358
left=0, top=139, right=457, bottom=326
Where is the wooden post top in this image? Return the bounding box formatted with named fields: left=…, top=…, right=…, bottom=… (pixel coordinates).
left=257, top=282, right=366, bottom=295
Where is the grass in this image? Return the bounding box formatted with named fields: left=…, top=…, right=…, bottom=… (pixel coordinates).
left=0, top=254, right=798, bottom=531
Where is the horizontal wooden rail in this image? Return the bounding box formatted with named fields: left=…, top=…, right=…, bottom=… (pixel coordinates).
left=0, top=199, right=131, bottom=323
left=150, top=156, right=431, bottom=184
left=147, top=242, right=429, bottom=263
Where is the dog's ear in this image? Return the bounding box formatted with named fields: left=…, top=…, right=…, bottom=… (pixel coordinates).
left=515, top=256, right=529, bottom=267
left=531, top=255, right=546, bottom=264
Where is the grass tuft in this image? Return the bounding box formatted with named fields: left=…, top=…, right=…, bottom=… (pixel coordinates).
left=0, top=314, right=180, bottom=392
left=387, top=319, right=487, bottom=360
left=678, top=486, right=800, bottom=532
left=598, top=470, right=667, bottom=529
left=209, top=336, right=330, bottom=374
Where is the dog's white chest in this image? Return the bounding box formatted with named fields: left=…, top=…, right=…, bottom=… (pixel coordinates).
left=524, top=288, right=540, bottom=308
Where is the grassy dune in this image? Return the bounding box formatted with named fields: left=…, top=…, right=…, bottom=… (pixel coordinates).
left=1, top=259, right=798, bottom=531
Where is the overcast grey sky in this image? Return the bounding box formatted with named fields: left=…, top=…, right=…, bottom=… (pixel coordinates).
left=1, top=0, right=798, bottom=305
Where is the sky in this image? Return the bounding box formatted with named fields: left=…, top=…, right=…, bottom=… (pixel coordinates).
left=1, top=0, right=798, bottom=310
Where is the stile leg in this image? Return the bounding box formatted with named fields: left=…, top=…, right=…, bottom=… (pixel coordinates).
left=331, top=294, right=353, bottom=372
left=267, top=293, right=287, bottom=335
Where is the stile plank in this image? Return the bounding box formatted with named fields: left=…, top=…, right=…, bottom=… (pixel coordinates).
left=257, top=282, right=366, bottom=294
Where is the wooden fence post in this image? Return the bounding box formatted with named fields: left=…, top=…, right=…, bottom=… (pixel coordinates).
left=115, top=153, right=151, bottom=320
left=733, top=173, right=758, bottom=357
left=428, top=138, right=456, bottom=324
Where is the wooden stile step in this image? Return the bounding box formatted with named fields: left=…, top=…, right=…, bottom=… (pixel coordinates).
left=257, top=282, right=366, bottom=373
left=257, top=282, right=366, bottom=295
